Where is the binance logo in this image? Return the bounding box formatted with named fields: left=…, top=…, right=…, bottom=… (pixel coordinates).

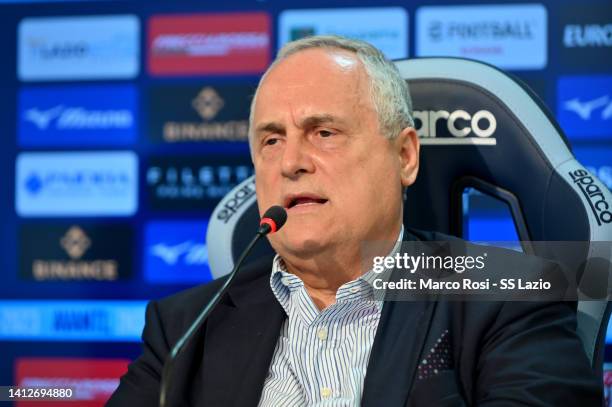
left=158, top=85, right=250, bottom=142
left=192, top=87, right=224, bottom=121
left=60, top=226, right=91, bottom=259
left=31, top=225, right=118, bottom=281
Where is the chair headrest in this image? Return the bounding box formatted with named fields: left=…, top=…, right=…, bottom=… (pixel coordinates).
left=396, top=58, right=611, bottom=244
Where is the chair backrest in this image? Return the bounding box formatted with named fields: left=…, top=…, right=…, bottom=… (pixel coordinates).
left=207, top=57, right=612, bottom=378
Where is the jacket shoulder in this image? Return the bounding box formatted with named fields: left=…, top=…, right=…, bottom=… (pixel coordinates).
left=155, top=254, right=275, bottom=341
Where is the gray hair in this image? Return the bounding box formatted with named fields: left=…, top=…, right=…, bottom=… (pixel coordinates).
left=248, top=35, right=414, bottom=144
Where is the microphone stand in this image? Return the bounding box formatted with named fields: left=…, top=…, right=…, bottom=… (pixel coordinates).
left=159, top=226, right=269, bottom=407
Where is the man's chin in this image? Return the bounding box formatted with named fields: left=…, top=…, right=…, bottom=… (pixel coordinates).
left=271, top=233, right=332, bottom=259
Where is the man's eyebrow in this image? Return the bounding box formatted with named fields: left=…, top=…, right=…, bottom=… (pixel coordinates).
left=299, top=114, right=344, bottom=128
left=254, top=122, right=285, bottom=138
left=254, top=114, right=346, bottom=139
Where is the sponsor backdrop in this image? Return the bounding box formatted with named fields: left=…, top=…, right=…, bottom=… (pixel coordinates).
left=0, top=0, right=610, bottom=404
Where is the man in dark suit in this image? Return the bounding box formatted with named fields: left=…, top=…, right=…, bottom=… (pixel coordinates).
left=108, top=35, right=602, bottom=406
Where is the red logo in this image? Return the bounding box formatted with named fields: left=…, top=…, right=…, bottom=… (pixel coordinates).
left=15, top=357, right=129, bottom=407
left=148, top=13, right=271, bottom=76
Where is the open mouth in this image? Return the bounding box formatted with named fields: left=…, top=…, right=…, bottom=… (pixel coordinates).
left=284, top=195, right=328, bottom=209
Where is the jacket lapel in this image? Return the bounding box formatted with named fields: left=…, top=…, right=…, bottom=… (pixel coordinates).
left=361, top=229, right=438, bottom=407
left=361, top=300, right=437, bottom=407
left=196, top=257, right=286, bottom=406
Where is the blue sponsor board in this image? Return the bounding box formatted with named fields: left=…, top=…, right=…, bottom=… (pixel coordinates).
left=144, top=220, right=212, bottom=284
left=19, top=85, right=138, bottom=147
left=557, top=76, right=612, bottom=141
left=558, top=5, right=612, bottom=72
left=0, top=300, right=146, bottom=341
left=574, top=146, right=612, bottom=190
left=146, top=155, right=253, bottom=211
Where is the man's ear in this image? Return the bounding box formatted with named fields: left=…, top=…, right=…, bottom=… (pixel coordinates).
left=395, top=127, right=420, bottom=187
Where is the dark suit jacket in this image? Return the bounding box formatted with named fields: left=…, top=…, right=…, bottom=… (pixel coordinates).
left=108, top=229, right=602, bottom=406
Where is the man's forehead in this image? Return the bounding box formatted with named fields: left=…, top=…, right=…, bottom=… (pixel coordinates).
left=280, top=47, right=360, bottom=68
left=253, top=49, right=370, bottom=116
left=260, top=48, right=365, bottom=91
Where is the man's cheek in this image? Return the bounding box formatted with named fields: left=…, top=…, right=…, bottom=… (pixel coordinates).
left=256, top=188, right=272, bottom=208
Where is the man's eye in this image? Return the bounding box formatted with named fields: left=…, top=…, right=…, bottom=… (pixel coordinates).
left=319, top=130, right=334, bottom=138
left=264, top=138, right=278, bottom=146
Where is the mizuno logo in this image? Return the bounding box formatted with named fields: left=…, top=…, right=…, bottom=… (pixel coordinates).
left=24, top=106, right=64, bottom=130
left=150, top=241, right=207, bottom=266
left=563, top=95, right=612, bottom=120
left=24, top=105, right=133, bottom=130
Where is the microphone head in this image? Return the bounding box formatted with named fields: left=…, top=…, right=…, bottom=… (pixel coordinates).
left=259, top=205, right=287, bottom=235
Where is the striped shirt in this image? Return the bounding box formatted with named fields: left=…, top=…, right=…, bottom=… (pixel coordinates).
left=258, top=227, right=404, bottom=407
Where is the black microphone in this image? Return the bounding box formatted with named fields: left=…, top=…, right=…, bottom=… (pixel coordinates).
left=159, top=205, right=287, bottom=407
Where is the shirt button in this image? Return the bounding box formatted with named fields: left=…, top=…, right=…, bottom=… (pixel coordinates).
left=349, top=286, right=359, bottom=294
left=281, top=277, right=291, bottom=286
left=317, top=327, right=328, bottom=341
left=321, top=387, right=332, bottom=398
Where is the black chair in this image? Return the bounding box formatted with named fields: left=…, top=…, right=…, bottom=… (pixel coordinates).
left=206, top=57, right=612, bottom=382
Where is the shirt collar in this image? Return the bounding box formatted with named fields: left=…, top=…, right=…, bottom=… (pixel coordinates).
left=270, top=225, right=404, bottom=313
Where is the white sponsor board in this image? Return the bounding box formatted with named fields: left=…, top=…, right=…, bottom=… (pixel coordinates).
left=416, top=4, right=547, bottom=70
left=279, top=7, right=408, bottom=59
left=16, top=151, right=138, bottom=217
left=18, top=15, right=140, bottom=81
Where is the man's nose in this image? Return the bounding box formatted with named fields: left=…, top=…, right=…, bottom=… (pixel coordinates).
left=280, top=135, right=315, bottom=179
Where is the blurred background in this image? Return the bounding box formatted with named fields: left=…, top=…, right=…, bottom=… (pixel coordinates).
left=0, top=0, right=610, bottom=405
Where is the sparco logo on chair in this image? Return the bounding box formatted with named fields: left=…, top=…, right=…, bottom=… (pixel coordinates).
left=569, top=169, right=612, bottom=226
left=413, top=109, right=497, bottom=145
